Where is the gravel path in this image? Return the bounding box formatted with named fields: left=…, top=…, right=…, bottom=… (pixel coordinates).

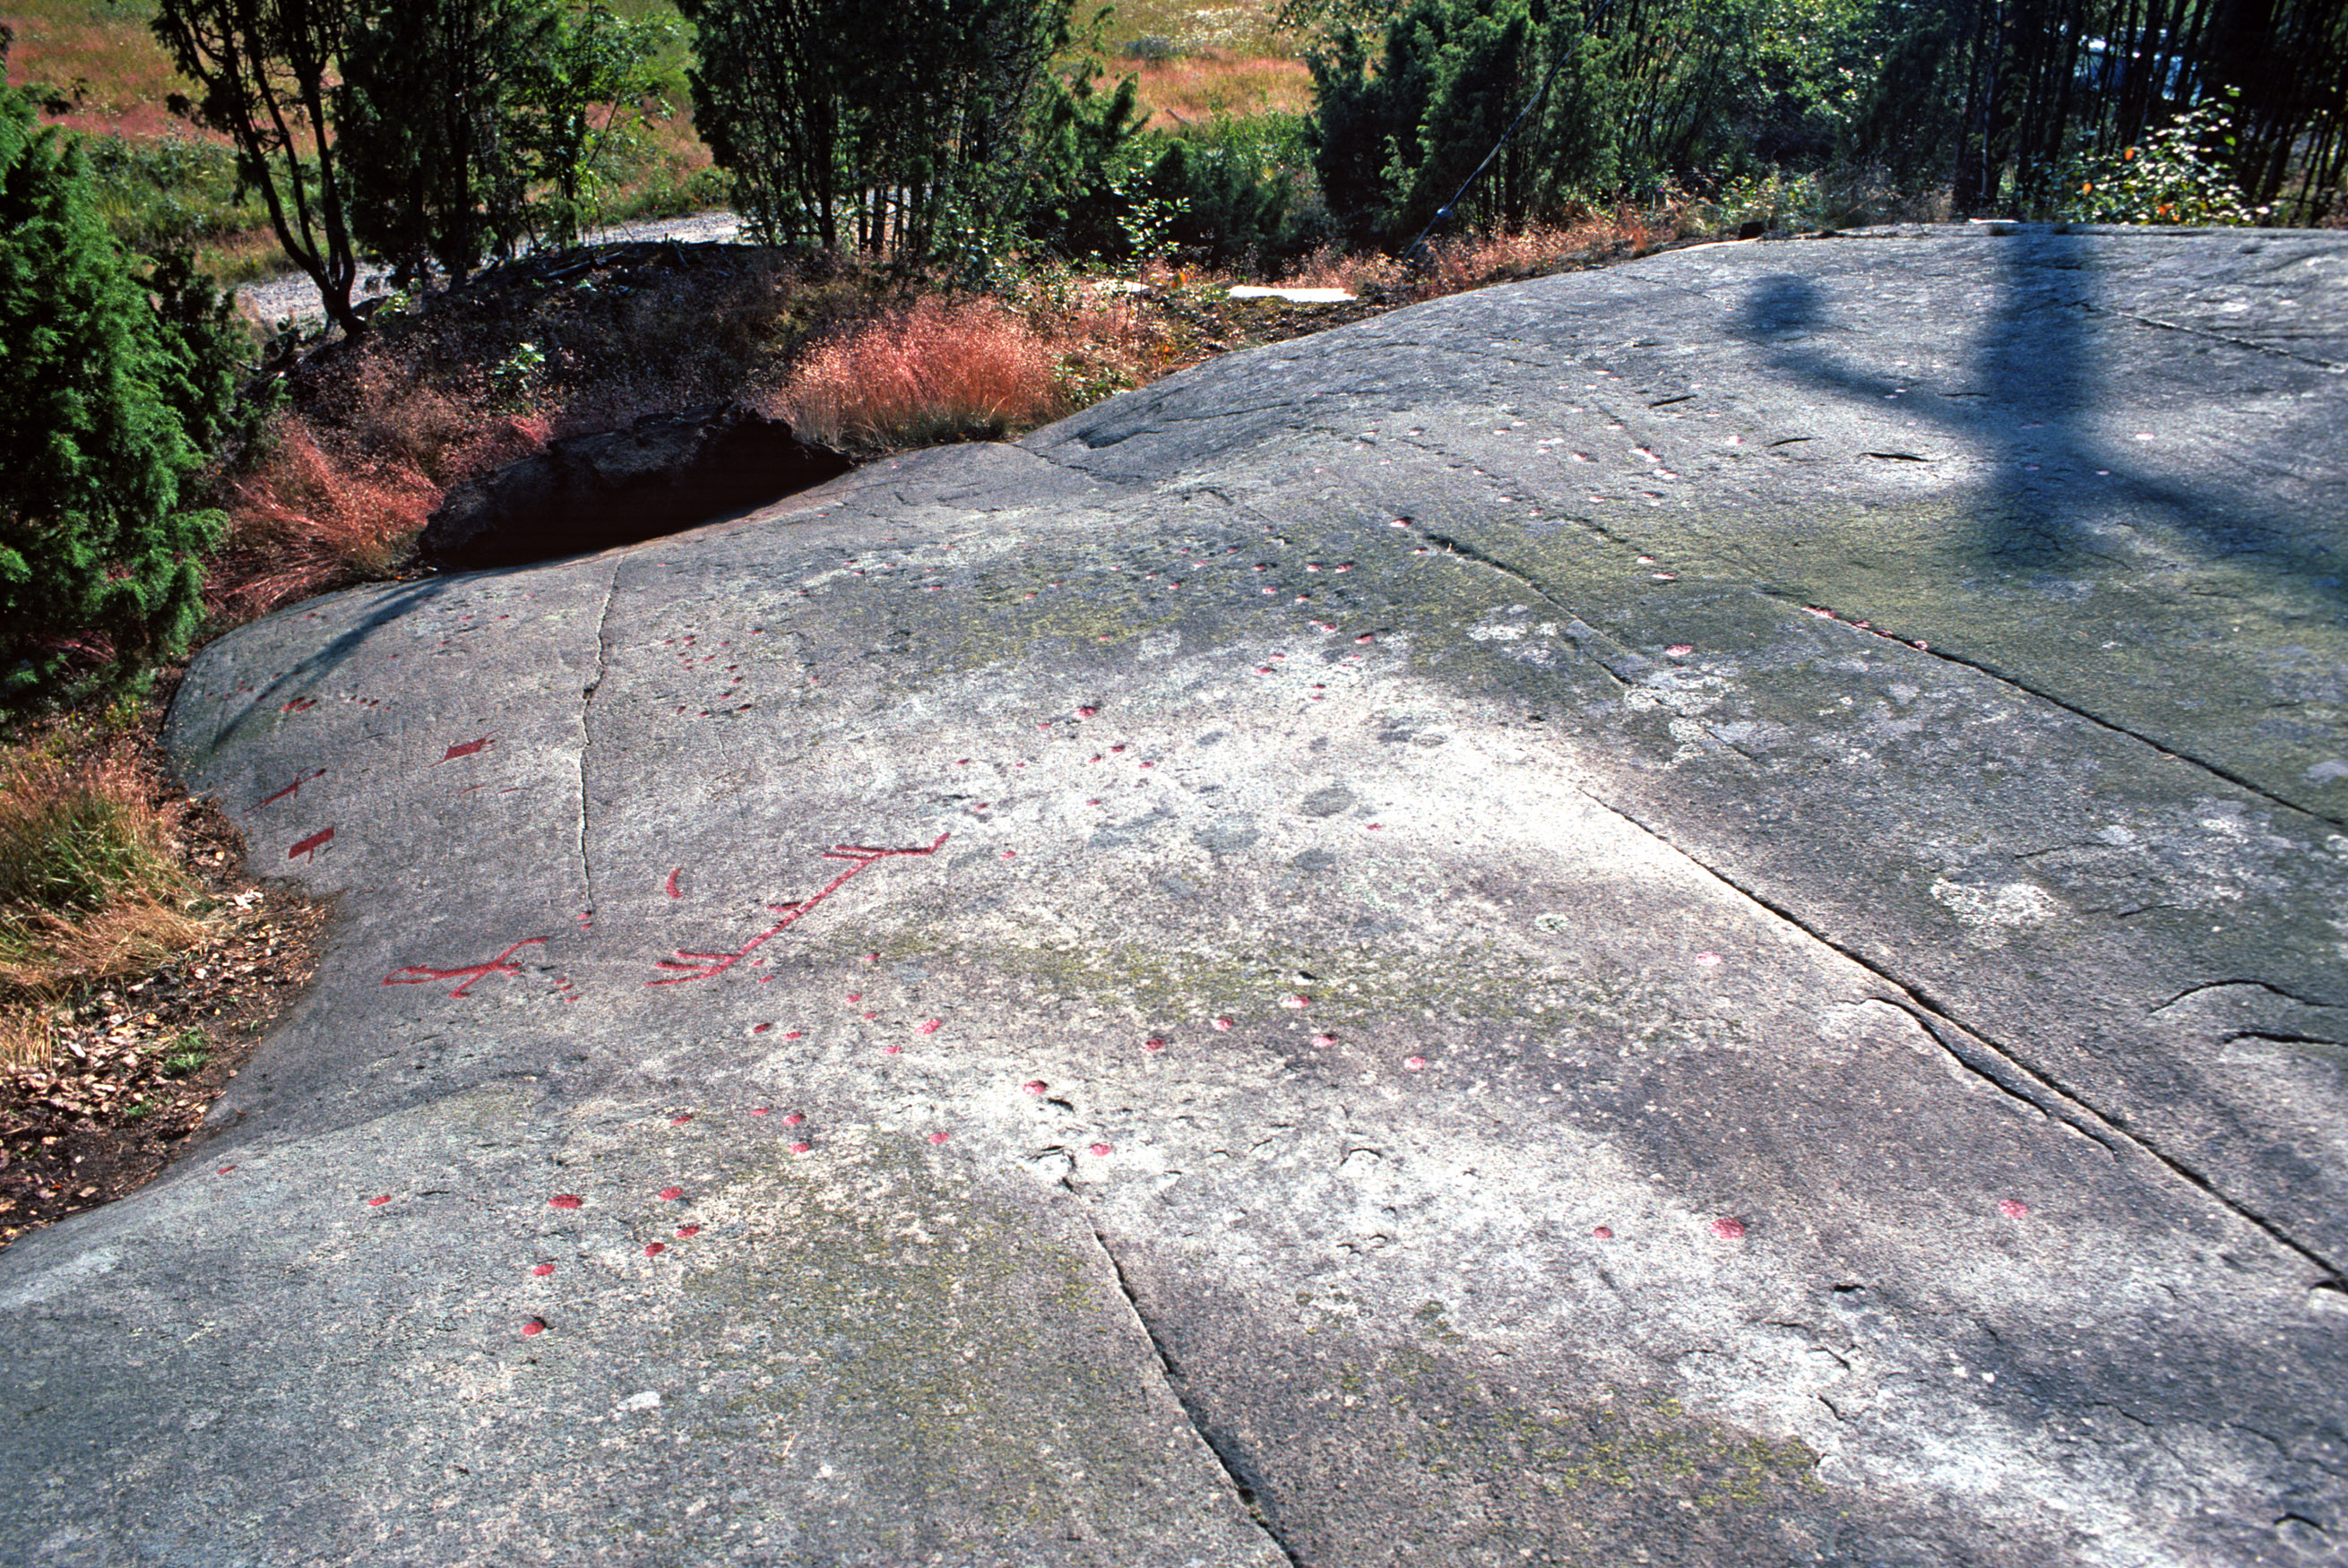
left=236, top=209, right=747, bottom=327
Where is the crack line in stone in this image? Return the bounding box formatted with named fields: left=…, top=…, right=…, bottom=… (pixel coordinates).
left=1573, top=785, right=2347, bottom=1287
left=577, top=562, right=621, bottom=915
left=1086, top=1226, right=1304, bottom=1567
left=2075, top=300, right=2347, bottom=375
left=1756, top=589, right=2346, bottom=832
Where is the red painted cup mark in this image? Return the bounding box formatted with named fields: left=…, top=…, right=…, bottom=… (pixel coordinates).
left=1592, top=1226, right=1614, bottom=1240
left=752, top=1022, right=773, bottom=1034
left=789, top=1142, right=812, bottom=1154
left=845, top=992, right=862, bottom=1004
left=532, top=1262, right=556, bottom=1277
left=782, top=1112, right=805, bottom=1125
left=1023, top=1081, right=1047, bottom=1096
left=1139, top=761, right=1155, bottom=770
left=1356, top=633, right=1375, bottom=644
left=1998, top=1198, right=2031, bottom=1219
left=671, top=1112, right=695, bottom=1124
left=1666, top=644, right=1695, bottom=658
left=750, top=1107, right=771, bottom=1116
left=1076, top=706, right=1098, bottom=718
left=1089, top=1143, right=1113, bottom=1158
left=644, top=1243, right=667, bottom=1257
left=217, top=1166, right=236, bottom=1176
left=1282, top=995, right=1311, bottom=1010
left=549, top=1193, right=583, bottom=1210
left=784, top=1030, right=803, bottom=1039
left=1710, top=1217, right=1747, bottom=1240
left=1403, top=1055, right=1427, bottom=1072
left=916, top=1018, right=943, bottom=1035
left=928, top=1131, right=951, bottom=1145
left=1144, top=1037, right=1167, bottom=1052
left=366, top=1193, right=391, bottom=1206
left=865, top=952, right=880, bottom=964
left=1312, top=1033, right=1338, bottom=1048
left=658, top=1186, right=684, bottom=1202
left=1365, top=823, right=1382, bottom=831
left=677, top=1225, right=701, bottom=1238
left=521, top=1317, right=547, bottom=1337
left=1212, top=1017, right=1234, bottom=1031
left=1694, top=952, right=1722, bottom=968
left=1001, top=850, right=1017, bottom=859
left=1110, top=745, right=1127, bottom=754
left=882, top=1043, right=902, bottom=1055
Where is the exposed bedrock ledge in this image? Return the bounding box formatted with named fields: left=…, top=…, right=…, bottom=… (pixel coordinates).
left=7, top=228, right=2344, bottom=1568
left=420, top=401, right=851, bottom=566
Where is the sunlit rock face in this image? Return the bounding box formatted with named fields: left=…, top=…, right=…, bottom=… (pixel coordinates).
left=5, top=227, right=2345, bottom=1567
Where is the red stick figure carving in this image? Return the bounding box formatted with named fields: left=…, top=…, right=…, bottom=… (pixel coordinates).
left=440, top=737, right=494, bottom=762
left=648, top=833, right=950, bottom=986
left=288, top=827, right=334, bottom=861
left=384, top=937, right=548, bottom=997
left=257, top=769, right=326, bottom=809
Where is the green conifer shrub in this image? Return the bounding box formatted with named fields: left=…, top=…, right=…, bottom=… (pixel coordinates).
left=0, top=34, right=227, bottom=706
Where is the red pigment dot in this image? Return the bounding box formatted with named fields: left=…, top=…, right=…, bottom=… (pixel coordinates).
left=1090, top=1142, right=1113, bottom=1158
left=217, top=1166, right=236, bottom=1176
left=531, top=1262, right=556, bottom=1277
left=789, top=1141, right=813, bottom=1154
left=1037, top=720, right=1052, bottom=730
left=1403, top=1055, right=1427, bottom=1072
left=750, top=1107, right=771, bottom=1116
left=866, top=952, right=880, bottom=964
left=1144, top=1037, right=1167, bottom=1052
left=1087, top=798, right=1102, bottom=806
left=916, top=1018, right=943, bottom=1035
left=784, top=1030, right=804, bottom=1039
left=1001, top=849, right=1017, bottom=859
left=863, top=1012, right=877, bottom=1020
left=645, top=1243, right=667, bottom=1257
left=521, top=1317, right=547, bottom=1337
left=1592, top=1226, right=1614, bottom=1240
left=1283, top=995, right=1311, bottom=1009
left=928, top=1131, right=951, bottom=1145
left=1140, top=760, right=1155, bottom=769
left=782, top=1111, right=806, bottom=1126
left=366, top=1193, right=391, bottom=1206
left=1213, top=1017, right=1234, bottom=1030
left=1023, top=1081, right=1047, bottom=1096
left=845, top=992, right=862, bottom=1003
left=1312, top=1033, right=1338, bottom=1047
left=1711, top=1217, right=1747, bottom=1240
left=1998, top=1198, right=2031, bottom=1219
left=1694, top=952, right=1722, bottom=968
left=549, top=1193, right=583, bottom=1210
left=1110, top=745, right=1127, bottom=753
left=753, top=1022, right=773, bottom=1034
left=1076, top=706, right=1098, bottom=718
left=659, top=1186, right=685, bottom=1201
left=883, top=1043, right=902, bottom=1055
left=671, top=1112, right=695, bottom=1123
left=677, top=1225, right=701, bottom=1238
left=1365, top=823, right=1382, bottom=831
left=1356, top=633, right=1376, bottom=644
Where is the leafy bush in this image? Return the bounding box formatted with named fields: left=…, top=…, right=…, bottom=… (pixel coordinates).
left=2053, top=96, right=2269, bottom=227
left=0, top=45, right=227, bottom=705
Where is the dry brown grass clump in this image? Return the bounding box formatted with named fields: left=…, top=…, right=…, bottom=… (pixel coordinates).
left=1121, top=51, right=1313, bottom=130
left=0, top=739, right=213, bottom=1066
left=768, top=295, right=1066, bottom=451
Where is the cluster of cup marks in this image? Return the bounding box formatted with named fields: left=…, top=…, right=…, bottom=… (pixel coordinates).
left=222, top=516, right=2030, bottom=1337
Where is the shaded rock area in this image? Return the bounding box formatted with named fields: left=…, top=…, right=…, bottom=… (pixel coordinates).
left=420, top=401, right=850, bottom=565
left=5, top=227, right=2346, bottom=1567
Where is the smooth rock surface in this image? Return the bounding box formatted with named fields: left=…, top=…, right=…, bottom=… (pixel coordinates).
left=6, top=226, right=2346, bottom=1566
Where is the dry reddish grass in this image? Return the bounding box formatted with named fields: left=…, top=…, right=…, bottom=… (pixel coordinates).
left=2, top=3, right=189, bottom=125
left=1119, top=51, right=1311, bottom=131
left=1274, top=209, right=1678, bottom=305
left=211, top=422, right=442, bottom=622
left=771, top=296, right=1066, bottom=451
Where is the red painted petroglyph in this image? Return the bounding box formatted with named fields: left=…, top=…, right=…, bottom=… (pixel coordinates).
left=288, top=827, right=334, bottom=861
left=1711, top=1217, right=1747, bottom=1239
left=281, top=696, right=316, bottom=713
left=384, top=936, right=548, bottom=997
left=647, top=833, right=950, bottom=986
left=549, top=1193, right=583, bottom=1210
left=666, top=868, right=682, bottom=899
left=440, top=737, right=493, bottom=762
left=256, top=770, right=326, bottom=809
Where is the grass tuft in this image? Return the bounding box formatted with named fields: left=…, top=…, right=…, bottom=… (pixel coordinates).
left=0, top=741, right=211, bottom=1009
left=767, top=296, right=1066, bottom=452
